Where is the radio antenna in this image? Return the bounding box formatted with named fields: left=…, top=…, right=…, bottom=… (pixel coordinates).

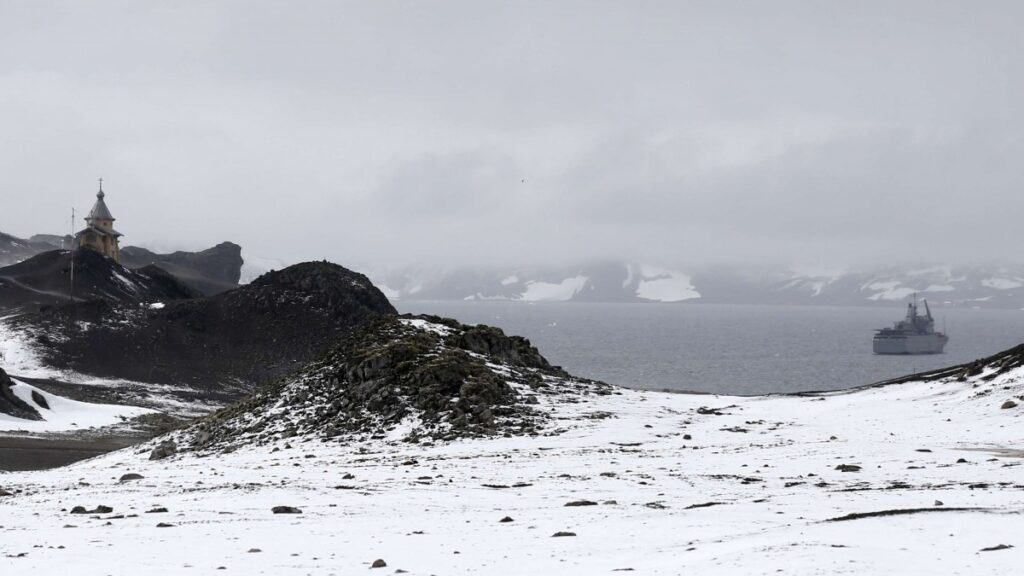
left=69, top=207, right=75, bottom=301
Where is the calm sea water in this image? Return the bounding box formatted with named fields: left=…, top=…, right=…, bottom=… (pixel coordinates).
left=397, top=301, right=1024, bottom=395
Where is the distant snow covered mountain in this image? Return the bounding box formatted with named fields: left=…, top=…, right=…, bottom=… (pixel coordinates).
left=8, top=224, right=1021, bottom=308
left=364, top=261, right=702, bottom=304
left=360, top=261, right=1024, bottom=308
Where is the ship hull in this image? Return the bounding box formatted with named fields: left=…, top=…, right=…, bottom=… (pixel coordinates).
left=873, top=333, right=948, bottom=355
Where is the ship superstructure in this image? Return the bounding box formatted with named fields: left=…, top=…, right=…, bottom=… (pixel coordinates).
left=873, top=295, right=948, bottom=355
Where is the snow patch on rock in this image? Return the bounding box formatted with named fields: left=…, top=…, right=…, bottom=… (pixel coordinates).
left=519, top=275, right=589, bottom=302
left=635, top=265, right=700, bottom=302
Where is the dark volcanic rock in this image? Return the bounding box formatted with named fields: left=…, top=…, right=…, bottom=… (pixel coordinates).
left=0, top=368, right=42, bottom=421
left=0, top=249, right=198, bottom=313
left=120, top=242, right=244, bottom=296
left=9, top=261, right=397, bottom=394
left=271, top=506, right=302, bottom=514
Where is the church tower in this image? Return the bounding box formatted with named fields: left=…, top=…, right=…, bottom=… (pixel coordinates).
left=75, top=179, right=123, bottom=262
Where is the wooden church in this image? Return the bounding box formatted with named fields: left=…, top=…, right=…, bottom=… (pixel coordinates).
left=75, top=180, right=122, bottom=262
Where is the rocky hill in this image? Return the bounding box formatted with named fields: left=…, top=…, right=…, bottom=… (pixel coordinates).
left=166, top=314, right=613, bottom=452
left=6, top=261, right=397, bottom=396
left=120, top=242, right=243, bottom=296
left=0, top=231, right=62, bottom=267
left=1, top=228, right=245, bottom=297
left=0, top=249, right=199, bottom=313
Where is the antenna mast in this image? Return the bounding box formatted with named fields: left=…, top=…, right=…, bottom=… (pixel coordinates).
left=69, top=207, right=75, bottom=301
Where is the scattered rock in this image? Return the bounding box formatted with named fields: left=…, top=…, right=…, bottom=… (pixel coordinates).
left=149, top=440, right=178, bottom=461
left=272, top=506, right=303, bottom=514
left=835, top=464, right=861, bottom=473
left=247, top=548, right=262, bottom=553
left=564, top=500, right=598, bottom=507
left=70, top=505, right=113, bottom=515
left=146, top=507, right=169, bottom=514
left=685, top=502, right=722, bottom=510
left=0, top=489, right=12, bottom=497
left=1000, top=400, right=1017, bottom=409
left=156, top=522, right=175, bottom=528
left=499, top=516, right=514, bottom=523
left=980, top=544, right=1014, bottom=552
left=371, top=558, right=387, bottom=568
left=119, top=473, right=144, bottom=483
left=827, top=507, right=980, bottom=522
left=552, top=531, right=577, bottom=537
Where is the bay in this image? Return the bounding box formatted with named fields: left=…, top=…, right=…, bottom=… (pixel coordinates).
left=397, top=301, right=1024, bottom=395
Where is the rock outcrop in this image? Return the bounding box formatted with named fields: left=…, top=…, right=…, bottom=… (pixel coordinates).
left=173, top=315, right=612, bottom=452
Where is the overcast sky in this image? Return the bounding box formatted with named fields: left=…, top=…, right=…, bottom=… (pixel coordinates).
left=2, top=1, right=1023, bottom=270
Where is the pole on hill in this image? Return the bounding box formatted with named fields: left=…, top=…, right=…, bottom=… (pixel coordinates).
left=69, top=207, right=75, bottom=301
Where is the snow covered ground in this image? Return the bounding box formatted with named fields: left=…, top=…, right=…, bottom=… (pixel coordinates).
left=0, top=378, right=153, bottom=433
left=1, top=352, right=1021, bottom=574
left=0, top=316, right=220, bottom=426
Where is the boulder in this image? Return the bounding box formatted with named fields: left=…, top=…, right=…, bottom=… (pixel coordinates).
left=149, top=440, right=178, bottom=461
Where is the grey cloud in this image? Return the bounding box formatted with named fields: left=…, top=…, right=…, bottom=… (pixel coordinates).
left=2, top=1, right=1023, bottom=270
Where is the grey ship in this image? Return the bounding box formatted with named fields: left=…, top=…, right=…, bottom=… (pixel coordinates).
left=873, top=295, right=948, bottom=354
